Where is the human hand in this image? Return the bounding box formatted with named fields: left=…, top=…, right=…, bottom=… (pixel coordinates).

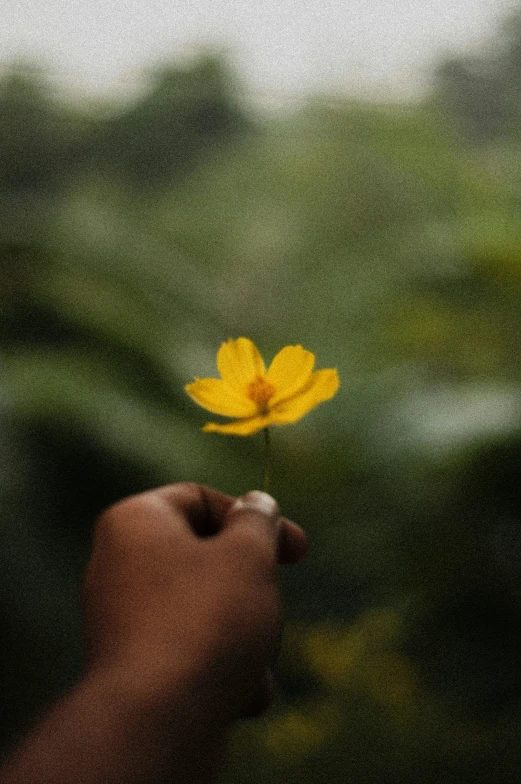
left=0, top=483, right=306, bottom=784
left=82, top=482, right=307, bottom=725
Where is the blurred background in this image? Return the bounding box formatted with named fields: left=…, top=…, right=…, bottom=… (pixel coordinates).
left=2, top=0, right=521, bottom=781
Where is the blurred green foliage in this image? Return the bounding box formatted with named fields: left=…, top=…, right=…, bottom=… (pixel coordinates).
left=2, top=14, right=521, bottom=782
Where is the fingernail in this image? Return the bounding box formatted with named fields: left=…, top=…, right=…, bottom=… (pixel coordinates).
left=231, top=491, right=279, bottom=519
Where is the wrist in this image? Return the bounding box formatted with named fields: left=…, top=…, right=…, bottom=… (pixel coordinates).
left=84, top=647, right=233, bottom=737
left=86, top=633, right=250, bottom=726
left=80, top=662, right=227, bottom=782
left=1, top=657, right=227, bottom=784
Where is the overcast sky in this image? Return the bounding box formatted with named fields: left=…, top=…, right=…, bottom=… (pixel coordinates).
left=1, top=0, right=519, bottom=104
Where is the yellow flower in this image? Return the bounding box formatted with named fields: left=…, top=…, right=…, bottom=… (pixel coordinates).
left=185, top=337, right=339, bottom=436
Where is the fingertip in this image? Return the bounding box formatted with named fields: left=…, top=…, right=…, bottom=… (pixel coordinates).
left=228, top=493, right=307, bottom=564
left=278, top=520, right=308, bottom=564
left=230, top=491, right=280, bottom=520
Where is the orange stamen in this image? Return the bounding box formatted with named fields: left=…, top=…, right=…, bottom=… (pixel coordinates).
left=246, top=375, right=276, bottom=413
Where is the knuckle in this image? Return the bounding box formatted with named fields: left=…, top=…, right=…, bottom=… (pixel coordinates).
left=94, top=494, right=151, bottom=545
left=170, top=480, right=201, bottom=496
left=97, top=496, right=133, bottom=526
left=159, top=481, right=204, bottom=507
left=95, top=500, right=128, bottom=538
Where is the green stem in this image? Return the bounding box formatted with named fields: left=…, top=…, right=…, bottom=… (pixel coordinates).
left=263, top=427, right=271, bottom=493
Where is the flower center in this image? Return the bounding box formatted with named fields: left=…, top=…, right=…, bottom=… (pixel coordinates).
left=246, top=375, right=276, bottom=414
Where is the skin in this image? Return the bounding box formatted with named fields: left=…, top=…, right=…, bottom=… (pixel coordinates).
left=0, top=482, right=307, bottom=784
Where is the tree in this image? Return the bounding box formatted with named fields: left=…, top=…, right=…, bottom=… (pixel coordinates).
left=94, top=53, right=253, bottom=188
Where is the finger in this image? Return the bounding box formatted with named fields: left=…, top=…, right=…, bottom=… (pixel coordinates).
left=158, top=485, right=306, bottom=561
left=278, top=519, right=308, bottom=565
left=153, top=482, right=236, bottom=537
left=220, top=491, right=281, bottom=559
left=143, top=484, right=305, bottom=559
left=216, top=490, right=307, bottom=564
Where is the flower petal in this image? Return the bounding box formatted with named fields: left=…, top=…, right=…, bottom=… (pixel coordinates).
left=267, top=345, right=315, bottom=405
left=217, top=337, right=266, bottom=391
left=269, top=369, right=340, bottom=424
left=202, top=414, right=270, bottom=436
left=185, top=378, right=257, bottom=417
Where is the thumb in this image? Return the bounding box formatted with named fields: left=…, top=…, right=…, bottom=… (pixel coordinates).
left=220, top=491, right=281, bottom=560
